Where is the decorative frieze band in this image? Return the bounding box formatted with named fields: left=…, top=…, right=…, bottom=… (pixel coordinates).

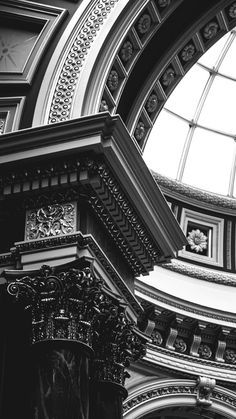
left=123, top=379, right=235, bottom=415
left=25, top=202, right=77, bottom=240
left=48, top=0, right=120, bottom=124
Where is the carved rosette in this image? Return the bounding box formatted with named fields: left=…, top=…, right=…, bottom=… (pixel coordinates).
left=93, top=305, right=146, bottom=389
left=7, top=264, right=105, bottom=350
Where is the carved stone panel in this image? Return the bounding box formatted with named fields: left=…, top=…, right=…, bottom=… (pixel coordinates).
left=25, top=202, right=77, bottom=240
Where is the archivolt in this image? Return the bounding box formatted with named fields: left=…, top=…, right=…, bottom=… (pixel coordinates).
left=123, top=379, right=236, bottom=419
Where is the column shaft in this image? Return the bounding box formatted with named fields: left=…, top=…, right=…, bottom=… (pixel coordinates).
left=34, top=342, right=90, bottom=419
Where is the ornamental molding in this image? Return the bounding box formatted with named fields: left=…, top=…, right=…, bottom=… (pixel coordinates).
left=25, top=202, right=76, bottom=240
left=123, top=378, right=236, bottom=418
left=82, top=0, right=183, bottom=117
left=135, top=279, right=236, bottom=325
left=33, top=0, right=122, bottom=125
left=162, top=259, right=236, bottom=287
left=0, top=96, right=25, bottom=134
left=145, top=344, right=236, bottom=382
left=48, top=0, right=120, bottom=124
left=0, top=153, right=163, bottom=275
left=3, top=231, right=143, bottom=316
left=154, top=172, right=236, bottom=215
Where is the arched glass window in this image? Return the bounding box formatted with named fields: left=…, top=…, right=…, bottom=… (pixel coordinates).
left=143, top=28, right=236, bottom=197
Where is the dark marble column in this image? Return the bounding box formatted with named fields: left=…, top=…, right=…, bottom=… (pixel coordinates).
left=90, top=306, right=147, bottom=419
left=33, top=342, right=90, bottom=419
left=90, top=382, right=126, bottom=419
left=6, top=262, right=105, bottom=419
left=6, top=261, right=148, bottom=419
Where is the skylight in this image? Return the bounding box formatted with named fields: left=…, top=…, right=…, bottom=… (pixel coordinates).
left=143, top=29, right=236, bottom=197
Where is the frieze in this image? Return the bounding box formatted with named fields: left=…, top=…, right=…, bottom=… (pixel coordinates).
left=123, top=381, right=236, bottom=414
left=123, top=383, right=196, bottom=413
left=25, top=202, right=76, bottom=240
left=146, top=344, right=236, bottom=371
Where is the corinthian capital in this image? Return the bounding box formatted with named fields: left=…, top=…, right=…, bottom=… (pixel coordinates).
left=7, top=262, right=105, bottom=349
left=93, top=303, right=147, bottom=389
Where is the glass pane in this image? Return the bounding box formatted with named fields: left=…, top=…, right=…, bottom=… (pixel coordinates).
left=198, top=75, right=236, bottom=134
left=143, top=110, right=189, bottom=178
left=182, top=127, right=235, bottom=195
left=198, top=32, right=229, bottom=68
left=218, top=34, right=236, bottom=78
left=165, top=65, right=209, bottom=120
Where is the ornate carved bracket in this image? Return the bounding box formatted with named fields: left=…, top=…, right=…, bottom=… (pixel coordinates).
left=196, top=376, right=216, bottom=407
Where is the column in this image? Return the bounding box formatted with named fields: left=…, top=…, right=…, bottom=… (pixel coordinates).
left=90, top=300, right=146, bottom=419
left=7, top=262, right=104, bottom=419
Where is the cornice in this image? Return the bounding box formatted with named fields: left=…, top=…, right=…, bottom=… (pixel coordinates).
left=135, top=278, right=236, bottom=326
left=0, top=113, right=186, bottom=262
left=145, top=344, right=236, bottom=383
left=154, top=172, right=236, bottom=215
left=162, top=259, right=236, bottom=287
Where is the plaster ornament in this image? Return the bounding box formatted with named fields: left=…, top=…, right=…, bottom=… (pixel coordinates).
left=181, top=43, right=196, bottom=62
left=174, top=337, right=187, bottom=353
left=158, top=0, right=171, bottom=7
left=107, top=69, right=119, bottom=91
left=198, top=344, right=212, bottom=359
left=146, top=94, right=158, bottom=113
left=120, top=40, right=133, bottom=62
left=229, top=3, right=236, bottom=18
left=203, top=22, right=219, bottom=40
left=137, top=14, right=152, bottom=35
left=134, top=121, right=146, bottom=141
left=161, top=67, right=175, bottom=87
left=187, top=229, right=208, bottom=253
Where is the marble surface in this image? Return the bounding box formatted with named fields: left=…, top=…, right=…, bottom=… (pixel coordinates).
left=34, top=346, right=89, bottom=419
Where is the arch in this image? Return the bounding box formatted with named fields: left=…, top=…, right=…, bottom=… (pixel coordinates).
left=123, top=379, right=236, bottom=419
left=32, top=0, right=236, bottom=134
left=32, top=0, right=132, bottom=126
